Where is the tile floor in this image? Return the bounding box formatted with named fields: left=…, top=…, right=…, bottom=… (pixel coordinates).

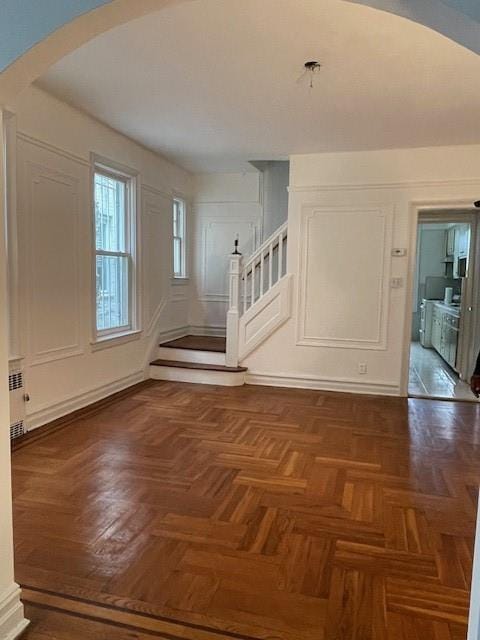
left=409, top=341, right=477, bottom=401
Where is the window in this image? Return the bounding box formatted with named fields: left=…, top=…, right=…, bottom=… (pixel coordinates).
left=93, top=163, right=137, bottom=339
left=173, top=197, right=186, bottom=278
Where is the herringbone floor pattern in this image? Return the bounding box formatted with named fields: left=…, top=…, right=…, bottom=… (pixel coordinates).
left=12, top=381, right=480, bottom=639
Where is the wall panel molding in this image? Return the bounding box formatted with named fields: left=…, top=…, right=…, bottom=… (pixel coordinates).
left=297, top=205, right=393, bottom=350
left=24, top=159, right=85, bottom=365
left=200, top=218, right=259, bottom=300
left=141, top=182, right=174, bottom=200
left=17, top=131, right=90, bottom=167
left=288, top=178, right=480, bottom=193
left=239, top=275, right=293, bottom=360
left=142, top=191, right=170, bottom=337
left=18, top=131, right=177, bottom=199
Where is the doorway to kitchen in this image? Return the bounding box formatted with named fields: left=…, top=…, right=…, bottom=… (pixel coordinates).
left=409, top=210, right=478, bottom=400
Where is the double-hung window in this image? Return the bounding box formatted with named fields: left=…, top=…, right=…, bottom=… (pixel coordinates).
left=173, top=197, right=186, bottom=279
left=93, top=161, right=137, bottom=340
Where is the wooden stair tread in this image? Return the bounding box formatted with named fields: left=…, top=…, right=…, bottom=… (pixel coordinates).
left=151, top=359, right=247, bottom=373
left=160, top=335, right=226, bottom=353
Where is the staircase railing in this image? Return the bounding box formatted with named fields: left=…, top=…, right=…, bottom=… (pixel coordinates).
left=226, top=222, right=288, bottom=366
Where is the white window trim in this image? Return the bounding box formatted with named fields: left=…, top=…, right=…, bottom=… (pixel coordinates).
left=173, top=196, right=187, bottom=280
left=90, top=154, right=142, bottom=346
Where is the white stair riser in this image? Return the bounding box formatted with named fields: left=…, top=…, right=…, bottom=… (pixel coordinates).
left=157, top=347, right=225, bottom=365
left=150, top=366, right=245, bottom=387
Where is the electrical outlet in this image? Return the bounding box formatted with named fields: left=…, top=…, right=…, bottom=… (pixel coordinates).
left=358, top=363, right=367, bottom=375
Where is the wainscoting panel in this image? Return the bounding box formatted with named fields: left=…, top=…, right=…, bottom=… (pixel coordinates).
left=21, top=154, right=85, bottom=365
left=200, top=218, right=258, bottom=300
left=142, top=190, right=171, bottom=335
left=14, top=121, right=191, bottom=429
left=297, top=205, right=393, bottom=350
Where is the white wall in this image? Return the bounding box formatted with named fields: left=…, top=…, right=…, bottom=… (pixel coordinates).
left=190, top=172, right=262, bottom=331
left=0, top=111, right=29, bottom=639
left=8, top=86, right=192, bottom=428
left=253, top=161, right=290, bottom=239
left=243, top=145, right=480, bottom=395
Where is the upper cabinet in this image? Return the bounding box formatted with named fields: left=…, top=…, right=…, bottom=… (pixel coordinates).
left=446, top=226, right=456, bottom=256
left=455, top=224, right=470, bottom=258
left=443, top=224, right=470, bottom=278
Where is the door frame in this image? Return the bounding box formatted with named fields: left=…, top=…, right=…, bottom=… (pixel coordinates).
left=401, top=199, right=480, bottom=397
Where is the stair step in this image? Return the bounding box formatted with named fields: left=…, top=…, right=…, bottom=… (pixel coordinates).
left=160, top=335, right=226, bottom=353
left=149, top=358, right=246, bottom=387
left=151, top=359, right=246, bottom=373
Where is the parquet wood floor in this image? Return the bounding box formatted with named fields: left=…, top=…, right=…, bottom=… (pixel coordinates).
left=13, top=382, right=480, bottom=640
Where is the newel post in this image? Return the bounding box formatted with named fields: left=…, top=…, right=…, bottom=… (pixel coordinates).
left=226, top=251, right=242, bottom=367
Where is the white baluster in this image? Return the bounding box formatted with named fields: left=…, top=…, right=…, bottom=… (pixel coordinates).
left=243, top=266, right=247, bottom=313
left=268, top=242, right=273, bottom=290
left=260, top=250, right=264, bottom=297
left=278, top=230, right=284, bottom=278
left=251, top=261, right=255, bottom=306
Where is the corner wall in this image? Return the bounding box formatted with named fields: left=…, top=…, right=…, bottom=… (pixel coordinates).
left=8, top=85, right=192, bottom=429
left=243, top=145, right=480, bottom=395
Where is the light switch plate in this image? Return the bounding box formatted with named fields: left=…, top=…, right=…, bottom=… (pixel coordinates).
left=392, top=248, right=407, bottom=257
left=391, top=277, right=404, bottom=289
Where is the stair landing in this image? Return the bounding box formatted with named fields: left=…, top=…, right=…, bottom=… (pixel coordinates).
left=160, top=335, right=226, bottom=353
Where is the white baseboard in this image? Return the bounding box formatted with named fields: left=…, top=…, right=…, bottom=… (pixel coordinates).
left=26, top=370, right=145, bottom=431
left=245, top=371, right=400, bottom=396
left=157, top=325, right=190, bottom=344
left=0, top=584, right=29, bottom=640
left=189, top=325, right=226, bottom=337
left=156, top=325, right=226, bottom=343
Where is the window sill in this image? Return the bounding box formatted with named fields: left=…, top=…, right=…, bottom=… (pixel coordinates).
left=171, top=277, right=190, bottom=286
left=91, top=329, right=142, bottom=352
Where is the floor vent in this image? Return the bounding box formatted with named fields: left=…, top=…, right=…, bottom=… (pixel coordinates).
left=9, top=357, right=26, bottom=440
left=10, top=420, right=25, bottom=440
left=9, top=370, right=23, bottom=392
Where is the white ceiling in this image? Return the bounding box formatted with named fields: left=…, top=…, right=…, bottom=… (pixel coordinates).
left=37, top=0, right=480, bottom=173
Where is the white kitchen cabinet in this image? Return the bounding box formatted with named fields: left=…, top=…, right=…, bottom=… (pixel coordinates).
left=446, top=227, right=456, bottom=256
left=455, top=224, right=470, bottom=258
left=432, top=303, right=460, bottom=371
left=432, top=306, right=442, bottom=353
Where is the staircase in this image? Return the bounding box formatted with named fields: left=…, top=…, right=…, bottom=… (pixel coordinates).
left=150, top=335, right=247, bottom=386
left=150, top=222, right=291, bottom=386
left=226, top=221, right=291, bottom=366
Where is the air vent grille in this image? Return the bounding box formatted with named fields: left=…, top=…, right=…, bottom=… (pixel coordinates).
left=9, top=371, right=23, bottom=392
left=10, top=420, right=25, bottom=440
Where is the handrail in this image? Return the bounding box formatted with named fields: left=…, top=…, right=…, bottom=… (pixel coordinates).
left=241, top=223, right=288, bottom=313
left=243, top=221, right=288, bottom=273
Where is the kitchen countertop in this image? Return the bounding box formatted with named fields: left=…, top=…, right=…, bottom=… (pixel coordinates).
left=433, top=301, right=461, bottom=315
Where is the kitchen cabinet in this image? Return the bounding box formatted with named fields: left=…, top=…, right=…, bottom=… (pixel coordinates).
left=453, top=225, right=470, bottom=279
left=432, top=306, right=442, bottom=353
left=455, top=224, right=470, bottom=258
left=444, top=224, right=470, bottom=279
left=431, top=303, right=460, bottom=371
left=446, top=227, right=455, bottom=256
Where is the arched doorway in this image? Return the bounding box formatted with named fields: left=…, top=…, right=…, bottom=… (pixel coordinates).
left=1, top=1, right=480, bottom=637
left=0, top=0, right=480, bottom=105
